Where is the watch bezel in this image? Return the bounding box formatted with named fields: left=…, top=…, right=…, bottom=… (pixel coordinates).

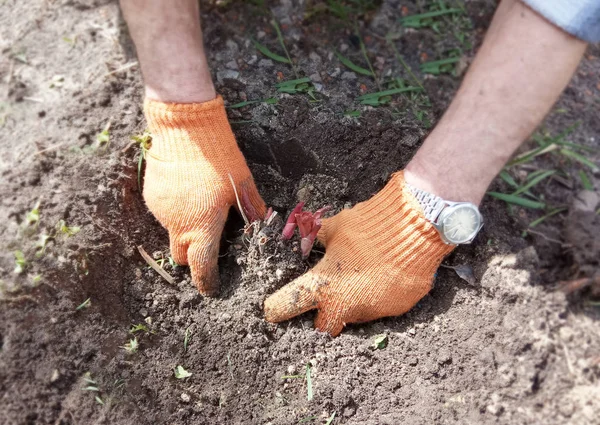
left=434, top=202, right=483, bottom=245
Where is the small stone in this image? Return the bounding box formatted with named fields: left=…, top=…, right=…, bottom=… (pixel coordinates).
left=486, top=404, right=504, bottom=416
left=139, top=308, right=148, bottom=316
left=340, top=43, right=349, bottom=52
left=134, top=268, right=142, bottom=279
left=180, top=393, right=191, bottom=403
left=407, top=357, right=418, bottom=366
left=216, top=70, right=239, bottom=83
left=437, top=349, right=452, bottom=365
left=309, top=72, right=322, bottom=82
left=225, top=60, right=239, bottom=70
left=287, top=365, right=297, bottom=374
left=275, top=269, right=283, bottom=280
left=329, top=67, right=341, bottom=78
left=50, top=369, right=60, bottom=383
left=258, top=59, right=274, bottom=68
left=144, top=316, right=153, bottom=325
left=221, top=312, right=232, bottom=321
left=247, top=55, right=258, bottom=65
left=257, top=31, right=266, bottom=39
left=308, top=52, right=321, bottom=63
left=341, top=71, right=357, bottom=80
left=408, top=328, right=416, bottom=335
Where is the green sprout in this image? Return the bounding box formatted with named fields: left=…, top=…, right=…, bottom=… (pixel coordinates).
left=373, top=333, right=388, bottom=349
left=131, top=130, right=152, bottom=191
left=26, top=201, right=41, bottom=226
left=129, top=323, right=150, bottom=334
left=76, top=297, right=91, bottom=310
left=14, top=251, right=27, bottom=274
left=96, top=122, right=111, bottom=149
left=305, top=363, right=313, bottom=401
left=57, top=219, right=81, bottom=236
left=184, top=327, right=191, bottom=351
left=174, top=365, right=192, bottom=379
left=35, top=233, right=53, bottom=257
left=122, top=337, right=139, bottom=354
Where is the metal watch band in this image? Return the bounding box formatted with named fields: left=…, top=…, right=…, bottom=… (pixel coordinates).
left=405, top=183, right=446, bottom=223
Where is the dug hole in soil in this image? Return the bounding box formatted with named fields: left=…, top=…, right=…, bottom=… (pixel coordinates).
left=1, top=1, right=600, bottom=424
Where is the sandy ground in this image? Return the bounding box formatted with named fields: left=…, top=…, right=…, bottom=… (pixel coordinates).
left=1, top=1, right=599, bottom=424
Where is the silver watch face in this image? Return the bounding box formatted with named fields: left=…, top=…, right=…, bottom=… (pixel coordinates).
left=440, top=204, right=482, bottom=244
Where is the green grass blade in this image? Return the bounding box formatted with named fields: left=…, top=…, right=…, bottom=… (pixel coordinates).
left=344, top=110, right=361, bottom=117
left=325, top=412, right=336, bottom=425
left=228, top=100, right=261, bottom=109
left=506, top=143, right=559, bottom=167
left=560, top=148, right=599, bottom=171
left=579, top=170, right=593, bottom=190
left=499, top=171, right=519, bottom=189
left=305, top=364, right=313, bottom=401
left=420, top=57, right=460, bottom=75
left=487, top=192, right=546, bottom=209
left=228, top=98, right=277, bottom=109
left=357, top=86, right=423, bottom=105
left=252, top=39, right=290, bottom=64
left=271, top=19, right=294, bottom=71
left=529, top=207, right=567, bottom=228
left=335, top=51, right=373, bottom=77
left=513, top=170, right=555, bottom=195
left=76, top=297, right=91, bottom=310
left=276, top=77, right=312, bottom=87
left=399, top=8, right=463, bottom=27
left=556, top=140, right=598, bottom=152
left=137, top=152, right=144, bottom=191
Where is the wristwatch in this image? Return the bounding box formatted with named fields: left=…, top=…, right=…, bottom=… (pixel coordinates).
left=406, top=183, right=483, bottom=245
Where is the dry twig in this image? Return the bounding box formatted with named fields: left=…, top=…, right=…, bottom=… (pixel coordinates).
left=137, top=245, right=175, bottom=284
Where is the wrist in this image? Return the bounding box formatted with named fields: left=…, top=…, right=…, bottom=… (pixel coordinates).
left=404, top=156, right=491, bottom=206
left=145, top=77, right=216, bottom=104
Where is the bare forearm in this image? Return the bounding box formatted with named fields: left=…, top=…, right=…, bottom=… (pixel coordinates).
left=120, top=0, right=215, bottom=103
left=405, top=0, right=587, bottom=204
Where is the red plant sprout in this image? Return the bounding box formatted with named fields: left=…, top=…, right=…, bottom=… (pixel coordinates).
left=282, top=202, right=305, bottom=240
left=282, top=203, right=331, bottom=258
left=265, top=207, right=274, bottom=222
left=298, top=206, right=331, bottom=258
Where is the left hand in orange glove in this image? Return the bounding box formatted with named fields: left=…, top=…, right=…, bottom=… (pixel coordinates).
left=264, top=171, right=454, bottom=336
left=143, top=96, right=266, bottom=295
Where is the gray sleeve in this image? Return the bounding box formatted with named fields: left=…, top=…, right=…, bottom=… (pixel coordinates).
left=521, top=0, right=600, bottom=42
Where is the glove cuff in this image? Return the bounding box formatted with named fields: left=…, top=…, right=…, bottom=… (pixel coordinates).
left=143, top=95, right=245, bottom=166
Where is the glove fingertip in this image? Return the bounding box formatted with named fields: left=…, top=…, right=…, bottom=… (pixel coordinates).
left=192, top=264, right=221, bottom=297
left=264, top=273, right=320, bottom=323
left=314, top=309, right=344, bottom=337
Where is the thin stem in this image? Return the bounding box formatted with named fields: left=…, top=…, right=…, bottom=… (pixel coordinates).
left=271, top=18, right=298, bottom=78
left=387, top=37, right=424, bottom=90
left=354, top=23, right=379, bottom=90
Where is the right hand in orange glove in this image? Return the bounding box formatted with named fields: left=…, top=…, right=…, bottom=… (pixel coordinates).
left=264, top=171, right=454, bottom=336
left=143, top=96, right=266, bottom=296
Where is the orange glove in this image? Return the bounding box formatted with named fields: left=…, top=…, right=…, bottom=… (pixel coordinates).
left=143, top=96, right=265, bottom=295
left=264, top=171, right=454, bottom=336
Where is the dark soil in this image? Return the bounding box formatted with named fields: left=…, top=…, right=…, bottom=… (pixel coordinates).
left=1, top=1, right=599, bottom=424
